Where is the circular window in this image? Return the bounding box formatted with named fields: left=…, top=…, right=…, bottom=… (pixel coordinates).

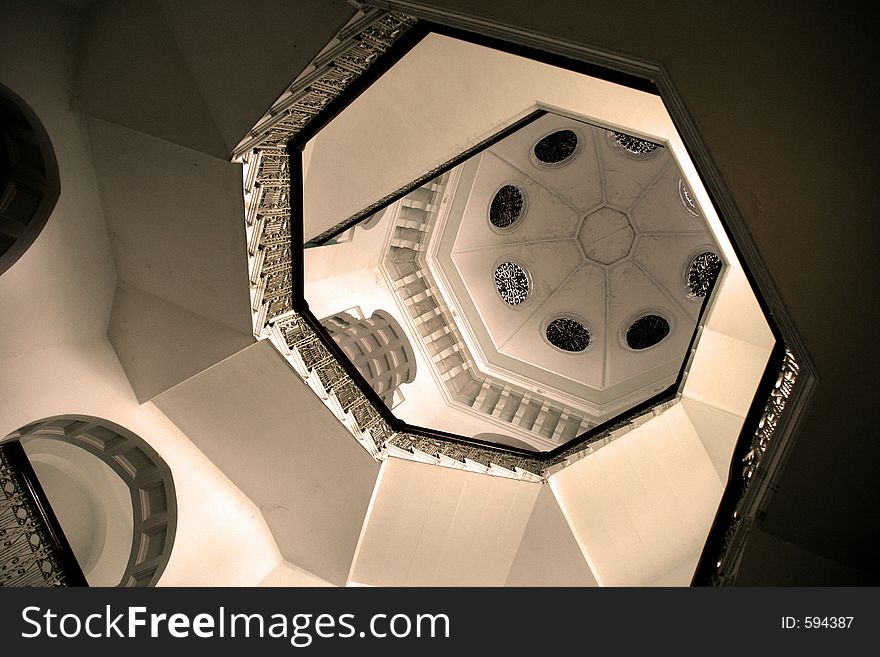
left=625, top=314, right=670, bottom=350
left=610, top=131, right=660, bottom=158
left=489, top=184, right=525, bottom=229
left=678, top=179, right=699, bottom=216
left=494, top=261, right=531, bottom=306
left=686, top=251, right=722, bottom=298
left=545, top=317, right=591, bottom=352
left=533, top=129, right=579, bottom=165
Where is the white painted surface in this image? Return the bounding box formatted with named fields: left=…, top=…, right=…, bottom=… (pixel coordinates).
left=86, top=115, right=251, bottom=333
left=24, top=438, right=133, bottom=587
left=704, top=264, right=776, bottom=350
left=506, top=484, right=598, bottom=586
left=550, top=404, right=722, bottom=586
left=0, top=1, right=293, bottom=587
left=0, top=0, right=115, bottom=362
left=258, top=561, right=334, bottom=587
left=153, top=341, right=382, bottom=586
left=683, top=328, right=771, bottom=417
left=305, top=33, right=680, bottom=239
left=350, top=458, right=541, bottom=586
left=429, top=115, right=713, bottom=414
left=0, top=341, right=287, bottom=587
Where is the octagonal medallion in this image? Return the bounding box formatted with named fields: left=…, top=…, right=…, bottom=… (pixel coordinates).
left=578, top=207, right=635, bottom=265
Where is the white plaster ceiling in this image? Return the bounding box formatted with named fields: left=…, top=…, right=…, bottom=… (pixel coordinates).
left=429, top=112, right=721, bottom=416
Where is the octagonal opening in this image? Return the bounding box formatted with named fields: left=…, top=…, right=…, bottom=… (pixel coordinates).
left=293, top=30, right=743, bottom=454
left=236, top=14, right=794, bottom=587
left=578, top=207, right=634, bottom=265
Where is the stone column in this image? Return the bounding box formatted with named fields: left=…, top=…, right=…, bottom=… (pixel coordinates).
left=320, top=310, right=416, bottom=406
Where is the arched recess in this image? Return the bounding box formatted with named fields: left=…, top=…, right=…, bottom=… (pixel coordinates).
left=473, top=433, right=536, bottom=452
left=3, top=416, right=176, bottom=587
left=0, top=83, right=60, bottom=275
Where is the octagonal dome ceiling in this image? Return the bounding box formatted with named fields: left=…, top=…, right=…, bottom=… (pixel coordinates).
left=303, top=111, right=723, bottom=451
left=428, top=113, right=722, bottom=411
left=298, top=30, right=735, bottom=453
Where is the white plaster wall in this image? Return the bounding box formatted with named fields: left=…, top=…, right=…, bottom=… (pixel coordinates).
left=24, top=438, right=133, bottom=587
left=0, top=1, right=293, bottom=587
left=0, top=340, right=289, bottom=586
left=0, top=0, right=781, bottom=590
left=549, top=404, right=723, bottom=586
left=350, top=458, right=541, bottom=586
left=680, top=261, right=775, bottom=483
left=0, top=0, right=116, bottom=361
left=505, top=484, right=598, bottom=586
left=303, top=31, right=740, bottom=277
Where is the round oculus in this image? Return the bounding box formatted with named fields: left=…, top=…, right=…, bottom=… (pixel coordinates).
left=625, top=314, right=670, bottom=350
left=546, top=317, right=591, bottom=352
left=533, top=129, right=579, bottom=164
left=489, top=185, right=525, bottom=229
left=686, top=252, right=722, bottom=298
left=494, top=261, right=530, bottom=306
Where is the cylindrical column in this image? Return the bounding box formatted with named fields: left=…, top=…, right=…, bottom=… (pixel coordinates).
left=320, top=310, right=416, bottom=406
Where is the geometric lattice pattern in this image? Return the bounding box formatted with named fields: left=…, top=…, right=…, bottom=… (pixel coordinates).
left=0, top=444, right=72, bottom=587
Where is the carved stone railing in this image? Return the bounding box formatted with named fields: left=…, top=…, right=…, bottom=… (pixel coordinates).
left=267, top=310, right=543, bottom=479
left=233, top=10, right=418, bottom=159
left=0, top=441, right=86, bottom=587
left=237, top=9, right=418, bottom=336
left=6, top=418, right=178, bottom=587
left=233, top=8, right=551, bottom=480
left=242, top=146, right=293, bottom=332
left=272, top=311, right=396, bottom=454
left=703, top=349, right=800, bottom=585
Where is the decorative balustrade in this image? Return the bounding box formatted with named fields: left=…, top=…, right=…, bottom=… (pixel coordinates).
left=241, top=146, right=294, bottom=331
left=233, top=10, right=417, bottom=158
left=706, top=349, right=800, bottom=585
left=0, top=441, right=86, bottom=587
left=234, top=4, right=803, bottom=526
left=270, top=310, right=543, bottom=478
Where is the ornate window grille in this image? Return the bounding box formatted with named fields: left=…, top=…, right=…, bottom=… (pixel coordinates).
left=686, top=252, right=722, bottom=298
left=626, top=314, right=670, bottom=349
left=489, top=185, right=525, bottom=229
left=494, top=261, right=531, bottom=306
left=611, top=131, right=660, bottom=157
left=546, top=317, right=591, bottom=352
left=533, top=129, right=578, bottom=164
